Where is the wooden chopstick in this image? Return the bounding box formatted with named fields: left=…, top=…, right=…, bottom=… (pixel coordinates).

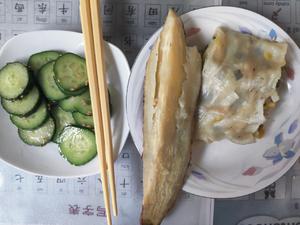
left=79, top=1, right=112, bottom=225
left=90, top=0, right=118, bottom=216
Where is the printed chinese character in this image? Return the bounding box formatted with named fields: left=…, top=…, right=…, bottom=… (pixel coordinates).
left=263, top=1, right=290, bottom=24
left=119, top=4, right=138, bottom=25
left=271, top=8, right=282, bottom=21
left=56, top=1, right=72, bottom=21
left=119, top=190, right=132, bottom=198
left=122, top=34, right=137, bottom=49
left=35, top=175, right=43, bottom=183
left=96, top=206, right=106, bottom=217
left=15, top=174, right=24, bottom=183
left=75, top=176, right=89, bottom=195
left=146, top=21, right=158, bottom=26
left=69, top=204, right=80, bottom=215
left=12, top=1, right=27, bottom=23
left=125, top=5, right=136, bottom=17
left=57, top=178, right=66, bottom=183
left=77, top=177, right=87, bottom=184
left=124, top=36, right=132, bottom=47
left=104, top=4, right=113, bottom=16
left=54, top=178, right=68, bottom=194
left=15, top=3, right=24, bottom=13
left=148, top=7, right=158, bottom=16
left=119, top=163, right=130, bottom=171
left=120, top=178, right=129, bottom=188
left=121, top=152, right=130, bottom=159
left=58, top=3, right=68, bottom=15
left=58, top=17, right=69, bottom=24
left=145, top=4, right=160, bottom=25
left=264, top=183, right=276, bottom=199
left=82, top=205, right=94, bottom=216
left=38, top=3, right=47, bottom=14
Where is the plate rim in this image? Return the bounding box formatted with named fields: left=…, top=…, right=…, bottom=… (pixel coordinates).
left=126, top=6, right=300, bottom=198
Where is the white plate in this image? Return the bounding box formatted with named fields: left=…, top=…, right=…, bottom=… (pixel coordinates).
left=127, top=7, right=300, bottom=198
left=0, top=30, right=130, bottom=177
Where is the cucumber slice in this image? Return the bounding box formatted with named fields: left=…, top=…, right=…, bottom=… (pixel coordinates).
left=18, top=117, right=55, bottom=146
left=57, top=85, right=87, bottom=96
left=73, top=112, right=94, bottom=129
left=59, top=126, right=97, bottom=166
left=58, top=96, right=75, bottom=112
left=58, top=90, right=92, bottom=115
left=54, top=53, right=88, bottom=93
left=28, top=51, right=61, bottom=76
left=10, top=100, right=48, bottom=130
left=38, top=61, right=68, bottom=101
left=51, top=106, right=76, bottom=143
left=1, top=86, right=40, bottom=116
left=0, top=63, right=31, bottom=100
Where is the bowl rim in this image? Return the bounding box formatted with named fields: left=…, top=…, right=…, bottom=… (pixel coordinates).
left=0, top=30, right=130, bottom=178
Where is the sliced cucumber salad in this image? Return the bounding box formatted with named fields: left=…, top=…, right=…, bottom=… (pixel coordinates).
left=0, top=50, right=113, bottom=166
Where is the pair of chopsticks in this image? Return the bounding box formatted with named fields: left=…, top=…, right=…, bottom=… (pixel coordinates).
left=80, top=0, right=117, bottom=225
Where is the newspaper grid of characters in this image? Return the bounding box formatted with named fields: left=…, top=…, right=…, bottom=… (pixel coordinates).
left=0, top=0, right=222, bottom=64
left=0, top=0, right=299, bottom=225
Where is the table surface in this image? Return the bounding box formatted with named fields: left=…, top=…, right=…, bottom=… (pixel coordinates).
left=0, top=0, right=299, bottom=225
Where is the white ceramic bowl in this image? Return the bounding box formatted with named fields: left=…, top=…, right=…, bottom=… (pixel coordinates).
left=127, top=7, right=300, bottom=198
left=0, top=30, right=130, bottom=177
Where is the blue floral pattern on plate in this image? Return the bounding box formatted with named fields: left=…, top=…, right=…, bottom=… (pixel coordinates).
left=269, top=28, right=277, bottom=40
left=242, top=120, right=298, bottom=177
left=263, top=133, right=295, bottom=165
left=239, top=26, right=252, bottom=35
left=191, top=170, right=205, bottom=180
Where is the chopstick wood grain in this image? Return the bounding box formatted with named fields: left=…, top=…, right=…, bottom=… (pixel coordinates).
left=79, top=1, right=112, bottom=224
left=90, top=0, right=118, bottom=217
